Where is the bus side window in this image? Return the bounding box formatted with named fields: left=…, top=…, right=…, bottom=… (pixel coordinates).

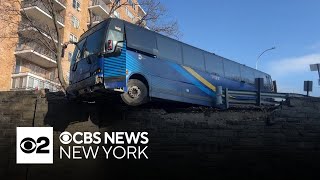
left=240, top=66, right=255, bottom=84
left=224, top=59, right=241, bottom=81
left=266, top=75, right=272, bottom=88
left=182, top=45, right=205, bottom=71
left=204, top=53, right=224, bottom=77
left=125, top=23, right=158, bottom=56
left=157, top=35, right=182, bottom=64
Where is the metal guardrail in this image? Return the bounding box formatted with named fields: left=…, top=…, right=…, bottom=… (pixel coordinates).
left=215, top=82, right=305, bottom=109
left=217, top=88, right=288, bottom=109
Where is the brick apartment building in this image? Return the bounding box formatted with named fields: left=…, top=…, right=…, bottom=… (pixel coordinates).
left=0, top=0, right=146, bottom=91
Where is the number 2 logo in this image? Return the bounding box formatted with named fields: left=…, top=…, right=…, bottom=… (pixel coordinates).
left=20, top=137, right=50, bottom=154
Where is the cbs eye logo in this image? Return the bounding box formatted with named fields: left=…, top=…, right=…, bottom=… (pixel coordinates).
left=59, top=132, right=72, bottom=144
left=20, top=137, right=50, bottom=154
left=16, top=127, right=53, bottom=164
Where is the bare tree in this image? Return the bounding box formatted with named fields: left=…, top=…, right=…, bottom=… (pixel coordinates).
left=88, top=0, right=181, bottom=39
left=0, top=0, right=68, bottom=91
left=136, top=0, right=181, bottom=39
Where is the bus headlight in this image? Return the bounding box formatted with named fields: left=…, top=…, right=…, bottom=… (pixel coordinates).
left=95, top=76, right=103, bottom=84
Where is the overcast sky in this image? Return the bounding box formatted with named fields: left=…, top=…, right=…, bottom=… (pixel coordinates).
left=160, top=0, right=320, bottom=96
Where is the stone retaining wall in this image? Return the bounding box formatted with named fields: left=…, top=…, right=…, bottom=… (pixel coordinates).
left=0, top=91, right=319, bottom=179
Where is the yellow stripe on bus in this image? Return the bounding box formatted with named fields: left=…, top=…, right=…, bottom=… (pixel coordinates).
left=182, top=66, right=216, bottom=92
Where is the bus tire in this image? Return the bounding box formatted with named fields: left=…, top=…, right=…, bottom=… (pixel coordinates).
left=121, top=79, right=148, bottom=106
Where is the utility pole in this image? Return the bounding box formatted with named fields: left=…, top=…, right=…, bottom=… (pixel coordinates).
left=255, top=47, right=276, bottom=70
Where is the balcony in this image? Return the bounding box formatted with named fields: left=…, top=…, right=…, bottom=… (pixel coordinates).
left=21, top=0, right=65, bottom=29
left=102, top=0, right=113, bottom=4
left=137, top=5, right=146, bottom=18
left=88, top=0, right=110, bottom=18
left=22, top=0, right=66, bottom=10
left=15, top=42, right=57, bottom=68
left=52, top=0, right=66, bottom=11
left=11, top=72, right=60, bottom=92
left=88, top=15, right=104, bottom=26
left=18, top=22, right=58, bottom=42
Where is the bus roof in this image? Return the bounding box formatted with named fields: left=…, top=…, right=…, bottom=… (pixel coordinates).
left=83, top=18, right=270, bottom=76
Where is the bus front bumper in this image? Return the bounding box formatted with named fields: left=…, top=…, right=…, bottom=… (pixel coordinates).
left=67, top=75, right=126, bottom=95
left=104, top=76, right=127, bottom=92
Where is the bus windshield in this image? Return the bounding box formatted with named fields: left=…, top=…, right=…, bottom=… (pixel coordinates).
left=83, top=27, right=106, bottom=56
left=71, top=26, right=107, bottom=63
left=72, top=21, right=124, bottom=59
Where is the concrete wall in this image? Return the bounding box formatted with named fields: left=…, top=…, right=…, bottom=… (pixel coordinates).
left=0, top=91, right=320, bottom=179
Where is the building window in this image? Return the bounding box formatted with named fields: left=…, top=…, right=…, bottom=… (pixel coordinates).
left=39, top=81, right=44, bottom=89
left=28, top=77, right=34, bottom=88
left=12, top=77, right=27, bottom=89
left=72, top=0, right=81, bottom=11
left=12, top=78, right=16, bottom=89
left=15, top=59, right=21, bottom=73
left=126, top=7, right=134, bottom=22
left=69, top=34, right=78, bottom=42
left=114, top=11, right=120, bottom=18
left=71, top=15, right=80, bottom=29
left=115, top=0, right=120, bottom=6
left=127, top=0, right=135, bottom=9
left=33, top=79, right=39, bottom=89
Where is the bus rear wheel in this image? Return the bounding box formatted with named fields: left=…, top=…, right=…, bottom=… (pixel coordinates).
left=121, top=79, right=149, bottom=106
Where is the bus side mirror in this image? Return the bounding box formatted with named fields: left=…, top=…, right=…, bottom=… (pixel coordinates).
left=104, top=41, right=123, bottom=57
left=62, top=41, right=78, bottom=58
left=61, top=44, right=67, bottom=58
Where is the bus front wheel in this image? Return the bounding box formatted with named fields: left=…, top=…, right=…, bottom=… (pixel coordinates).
left=121, top=79, right=149, bottom=106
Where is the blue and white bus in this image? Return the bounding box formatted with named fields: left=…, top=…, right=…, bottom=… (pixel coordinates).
left=66, top=18, right=274, bottom=106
